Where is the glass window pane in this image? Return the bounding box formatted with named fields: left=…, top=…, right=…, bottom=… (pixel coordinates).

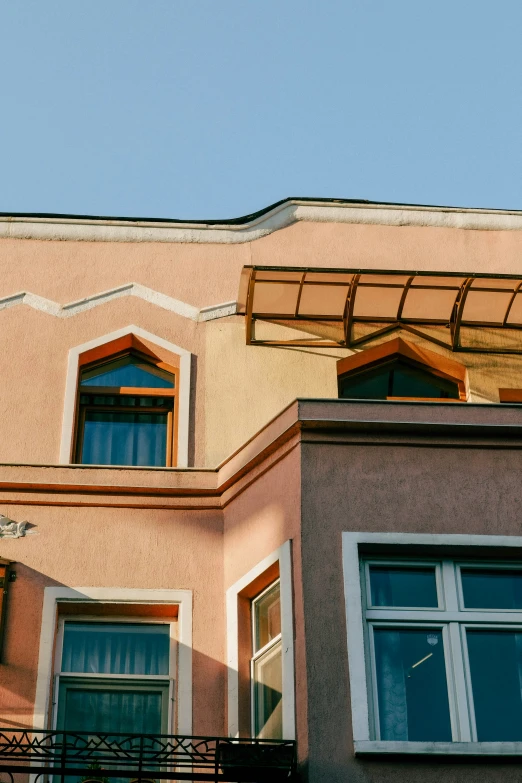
left=254, top=583, right=281, bottom=652
left=467, top=630, right=522, bottom=741
left=370, top=566, right=438, bottom=608
left=80, top=411, right=168, bottom=467
left=391, top=361, right=459, bottom=399
left=339, top=365, right=391, bottom=400
left=62, top=623, right=170, bottom=675
left=373, top=628, right=452, bottom=741
left=461, top=568, right=522, bottom=609
left=60, top=684, right=165, bottom=734
left=338, top=358, right=459, bottom=400
left=253, top=641, right=282, bottom=739
left=81, top=355, right=174, bottom=388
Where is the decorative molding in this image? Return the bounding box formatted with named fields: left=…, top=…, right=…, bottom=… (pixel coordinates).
left=0, top=515, right=30, bottom=538
left=0, top=285, right=236, bottom=322
left=3, top=200, right=522, bottom=243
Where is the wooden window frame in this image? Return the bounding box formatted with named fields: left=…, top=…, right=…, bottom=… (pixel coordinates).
left=499, top=389, right=522, bottom=403
left=337, top=336, right=468, bottom=402
left=250, top=580, right=282, bottom=739
left=73, top=348, right=179, bottom=467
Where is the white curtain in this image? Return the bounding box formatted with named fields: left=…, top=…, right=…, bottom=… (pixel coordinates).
left=375, top=630, right=408, bottom=740
left=62, top=623, right=169, bottom=675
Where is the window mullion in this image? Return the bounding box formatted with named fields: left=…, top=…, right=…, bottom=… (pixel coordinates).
left=447, top=621, right=472, bottom=741
left=441, top=559, right=459, bottom=611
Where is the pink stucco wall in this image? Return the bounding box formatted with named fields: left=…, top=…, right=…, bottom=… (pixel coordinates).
left=0, top=504, right=224, bottom=735
left=2, top=216, right=522, bottom=469
left=300, top=403, right=522, bottom=783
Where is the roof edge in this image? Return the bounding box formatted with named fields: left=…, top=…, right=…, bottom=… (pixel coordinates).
left=2, top=197, right=522, bottom=243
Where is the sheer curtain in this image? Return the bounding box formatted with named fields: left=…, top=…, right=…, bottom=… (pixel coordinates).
left=64, top=689, right=163, bottom=735
left=374, top=630, right=408, bottom=740
left=62, top=623, right=170, bottom=675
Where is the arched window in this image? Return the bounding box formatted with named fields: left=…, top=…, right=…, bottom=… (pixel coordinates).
left=74, top=350, right=178, bottom=467
left=337, top=337, right=467, bottom=401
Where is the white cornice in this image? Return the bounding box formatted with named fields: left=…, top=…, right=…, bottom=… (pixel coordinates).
left=2, top=199, right=522, bottom=243
left=0, top=284, right=236, bottom=321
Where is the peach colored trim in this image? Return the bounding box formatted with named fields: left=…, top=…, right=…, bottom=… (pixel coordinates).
left=60, top=326, right=191, bottom=467
left=75, top=341, right=179, bottom=467
left=226, top=542, right=295, bottom=740
left=499, top=389, right=522, bottom=403
left=236, top=564, right=280, bottom=737
left=5, top=399, right=522, bottom=510
left=337, top=337, right=469, bottom=401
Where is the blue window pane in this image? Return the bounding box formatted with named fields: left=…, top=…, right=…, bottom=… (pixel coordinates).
left=467, top=630, right=522, bottom=740
left=62, top=623, right=170, bottom=675
left=370, top=566, right=438, bottom=607
left=81, top=355, right=174, bottom=388
left=461, top=569, right=522, bottom=609
left=374, top=628, right=451, bottom=741
left=80, top=411, right=167, bottom=466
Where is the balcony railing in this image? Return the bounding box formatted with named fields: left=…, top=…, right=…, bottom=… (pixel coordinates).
left=0, top=730, right=296, bottom=783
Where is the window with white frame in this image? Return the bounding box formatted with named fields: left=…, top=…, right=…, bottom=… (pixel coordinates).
left=362, top=558, right=522, bottom=743
left=251, top=581, right=282, bottom=739
left=54, top=620, right=175, bottom=735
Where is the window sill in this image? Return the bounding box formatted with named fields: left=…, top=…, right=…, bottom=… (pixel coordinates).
left=354, top=741, right=522, bottom=757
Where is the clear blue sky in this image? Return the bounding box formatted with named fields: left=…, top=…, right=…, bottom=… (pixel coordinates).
left=1, top=1, right=521, bottom=219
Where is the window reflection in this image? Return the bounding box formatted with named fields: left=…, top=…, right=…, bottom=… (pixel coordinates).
left=370, top=566, right=438, bottom=608
left=467, top=630, right=522, bottom=740
left=339, top=358, right=460, bottom=400
left=252, top=582, right=282, bottom=739
left=461, top=569, right=522, bottom=609
left=373, top=628, right=452, bottom=741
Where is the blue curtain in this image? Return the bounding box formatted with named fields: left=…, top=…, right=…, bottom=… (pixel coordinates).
left=81, top=412, right=167, bottom=466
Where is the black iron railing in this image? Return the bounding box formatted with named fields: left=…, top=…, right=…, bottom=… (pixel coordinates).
left=0, top=730, right=296, bottom=783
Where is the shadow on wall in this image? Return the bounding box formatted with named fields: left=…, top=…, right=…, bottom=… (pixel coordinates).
left=0, top=564, right=65, bottom=728
left=0, top=565, right=230, bottom=738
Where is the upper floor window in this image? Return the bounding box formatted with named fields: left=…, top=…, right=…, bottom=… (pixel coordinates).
left=337, top=337, right=467, bottom=402
left=75, top=351, right=178, bottom=467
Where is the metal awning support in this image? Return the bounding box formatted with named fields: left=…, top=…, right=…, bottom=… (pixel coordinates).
left=237, top=266, right=522, bottom=353
left=0, top=730, right=296, bottom=783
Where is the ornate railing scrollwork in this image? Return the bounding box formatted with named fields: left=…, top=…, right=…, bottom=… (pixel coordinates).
left=0, top=730, right=296, bottom=782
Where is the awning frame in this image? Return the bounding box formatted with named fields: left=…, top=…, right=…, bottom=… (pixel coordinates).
left=237, top=266, right=522, bottom=353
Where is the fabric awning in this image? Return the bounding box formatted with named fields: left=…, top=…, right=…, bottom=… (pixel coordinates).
left=237, top=266, right=522, bottom=352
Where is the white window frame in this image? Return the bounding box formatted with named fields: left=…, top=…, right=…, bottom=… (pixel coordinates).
left=33, top=587, right=192, bottom=738
left=226, top=541, right=295, bottom=740
left=250, top=580, right=283, bottom=738
left=59, top=326, right=191, bottom=467
left=52, top=615, right=177, bottom=732
left=342, top=532, right=522, bottom=756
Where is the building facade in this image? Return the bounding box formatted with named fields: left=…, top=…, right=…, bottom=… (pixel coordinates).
left=1, top=198, right=522, bottom=782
